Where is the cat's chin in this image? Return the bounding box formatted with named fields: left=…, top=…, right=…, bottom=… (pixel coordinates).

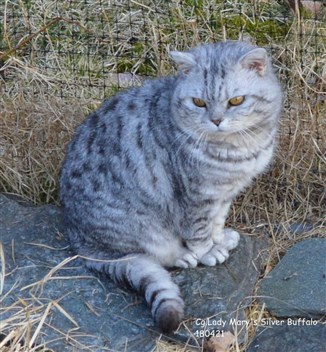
left=205, top=127, right=248, bottom=143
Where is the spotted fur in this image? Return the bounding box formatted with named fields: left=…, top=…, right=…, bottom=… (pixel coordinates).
left=60, top=41, right=282, bottom=333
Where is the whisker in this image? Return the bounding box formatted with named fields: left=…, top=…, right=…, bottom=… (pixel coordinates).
left=172, top=127, right=196, bottom=157
left=229, top=121, right=267, bottom=146
left=191, top=129, right=207, bottom=169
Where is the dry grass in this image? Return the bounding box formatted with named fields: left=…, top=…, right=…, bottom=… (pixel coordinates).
left=0, top=254, right=108, bottom=352
left=0, top=0, right=325, bottom=351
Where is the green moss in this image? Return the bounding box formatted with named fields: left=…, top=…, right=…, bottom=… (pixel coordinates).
left=162, top=0, right=292, bottom=49
left=221, top=14, right=291, bottom=45
left=22, top=0, right=32, bottom=10
left=184, top=0, right=204, bottom=13
left=115, top=42, right=157, bottom=76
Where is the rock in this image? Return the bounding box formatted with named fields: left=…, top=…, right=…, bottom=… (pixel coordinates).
left=258, top=239, right=326, bottom=318
left=174, top=233, right=267, bottom=346
left=301, top=1, right=323, bottom=14
left=272, top=222, right=314, bottom=237
left=247, top=324, right=326, bottom=352
left=106, top=73, right=145, bottom=88
left=288, top=222, right=313, bottom=235
left=0, top=193, right=267, bottom=351
left=287, top=0, right=324, bottom=15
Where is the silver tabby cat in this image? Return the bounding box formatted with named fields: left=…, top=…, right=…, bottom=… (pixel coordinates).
left=60, top=41, right=282, bottom=333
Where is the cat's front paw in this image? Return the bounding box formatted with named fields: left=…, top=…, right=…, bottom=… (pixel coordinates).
left=199, top=244, right=229, bottom=266
left=221, top=228, right=240, bottom=250
left=199, top=228, right=240, bottom=266
left=212, top=228, right=240, bottom=250
left=174, top=250, right=198, bottom=269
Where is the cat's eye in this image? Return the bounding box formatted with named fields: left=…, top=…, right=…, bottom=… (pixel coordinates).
left=228, top=96, right=245, bottom=106
left=193, top=98, right=206, bottom=108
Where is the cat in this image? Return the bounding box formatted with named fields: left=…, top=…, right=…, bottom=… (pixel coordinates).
left=60, top=40, right=282, bottom=333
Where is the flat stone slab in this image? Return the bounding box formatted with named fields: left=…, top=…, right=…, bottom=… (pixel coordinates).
left=247, top=324, right=326, bottom=352
left=175, top=234, right=267, bottom=346
left=0, top=193, right=267, bottom=351
left=258, top=239, right=326, bottom=318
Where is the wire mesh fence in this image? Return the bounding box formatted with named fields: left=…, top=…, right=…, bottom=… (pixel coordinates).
left=0, top=1, right=325, bottom=226
left=1, top=1, right=325, bottom=98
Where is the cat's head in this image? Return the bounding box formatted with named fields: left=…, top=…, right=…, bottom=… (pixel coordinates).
left=170, top=41, right=282, bottom=142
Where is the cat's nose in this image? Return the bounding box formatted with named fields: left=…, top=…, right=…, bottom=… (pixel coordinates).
left=211, top=118, right=222, bottom=126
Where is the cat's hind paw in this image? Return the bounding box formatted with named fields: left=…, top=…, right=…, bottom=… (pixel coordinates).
left=174, top=251, right=198, bottom=269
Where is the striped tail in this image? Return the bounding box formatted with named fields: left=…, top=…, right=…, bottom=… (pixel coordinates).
left=86, top=254, right=184, bottom=333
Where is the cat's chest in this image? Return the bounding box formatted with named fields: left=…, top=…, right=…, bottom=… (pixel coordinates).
left=193, top=143, right=274, bottom=197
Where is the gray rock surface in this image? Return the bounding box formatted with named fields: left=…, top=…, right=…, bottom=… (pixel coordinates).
left=0, top=193, right=267, bottom=351
left=288, top=222, right=314, bottom=235
left=247, top=324, right=326, bottom=352
left=258, top=239, right=326, bottom=318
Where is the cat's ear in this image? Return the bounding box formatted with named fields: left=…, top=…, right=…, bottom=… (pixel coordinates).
left=239, top=48, right=268, bottom=76
left=170, top=51, right=197, bottom=74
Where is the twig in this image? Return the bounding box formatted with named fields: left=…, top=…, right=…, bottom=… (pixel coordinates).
left=0, top=17, right=62, bottom=61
